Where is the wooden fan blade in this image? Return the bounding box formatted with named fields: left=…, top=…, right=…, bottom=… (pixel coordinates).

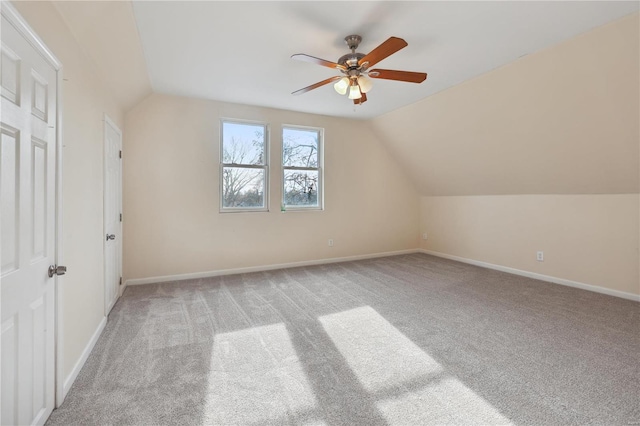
left=292, top=76, right=342, bottom=95
left=354, top=93, right=367, bottom=105
left=358, top=37, right=407, bottom=68
left=368, top=69, right=427, bottom=83
left=291, top=54, right=347, bottom=71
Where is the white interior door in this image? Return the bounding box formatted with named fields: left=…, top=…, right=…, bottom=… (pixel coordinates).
left=104, top=116, right=122, bottom=315
left=1, top=11, right=58, bottom=426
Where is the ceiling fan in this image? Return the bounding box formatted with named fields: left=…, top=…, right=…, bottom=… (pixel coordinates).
left=291, top=35, right=427, bottom=105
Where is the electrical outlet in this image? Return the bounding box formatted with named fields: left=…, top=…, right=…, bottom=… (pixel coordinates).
left=422, top=232, right=428, bottom=240
left=328, top=239, right=334, bottom=247
left=536, top=251, right=544, bottom=262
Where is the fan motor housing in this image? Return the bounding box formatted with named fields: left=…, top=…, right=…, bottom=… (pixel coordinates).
left=338, top=52, right=365, bottom=69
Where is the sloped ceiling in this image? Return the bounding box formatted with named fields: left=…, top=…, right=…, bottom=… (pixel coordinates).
left=131, top=1, right=638, bottom=120
left=52, top=0, right=151, bottom=111
left=371, top=14, right=639, bottom=196
left=48, top=1, right=638, bottom=196
left=50, top=0, right=638, bottom=119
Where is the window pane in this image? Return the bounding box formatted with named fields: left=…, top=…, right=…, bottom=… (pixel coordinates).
left=222, top=167, right=265, bottom=208
left=284, top=170, right=318, bottom=206
left=222, top=122, right=265, bottom=165
left=283, top=128, right=318, bottom=168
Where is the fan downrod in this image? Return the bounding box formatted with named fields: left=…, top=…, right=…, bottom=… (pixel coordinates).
left=338, top=35, right=365, bottom=69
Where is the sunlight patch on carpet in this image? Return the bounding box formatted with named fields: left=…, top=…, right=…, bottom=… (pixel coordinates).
left=319, top=306, right=443, bottom=392
left=319, top=306, right=512, bottom=425
left=377, top=377, right=513, bottom=425
left=204, top=323, right=317, bottom=424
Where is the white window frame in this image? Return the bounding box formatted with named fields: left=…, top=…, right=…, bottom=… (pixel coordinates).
left=220, top=118, right=269, bottom=212
left=281, top=124, right=324, bottom=211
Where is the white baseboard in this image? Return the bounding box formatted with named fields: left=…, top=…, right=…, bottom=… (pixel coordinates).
left=124, top=249, right=419, bottom=287
left=62, top=316, right=107, bottom=399
left=419, top=249, right=640, bottom=302
left=123, top=248, right=639, bottom=302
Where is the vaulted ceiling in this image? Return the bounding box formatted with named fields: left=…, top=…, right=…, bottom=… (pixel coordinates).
left=371, top=12, right=639, bottom=195
left=52, top=0, right=151, bottom=111
left=53, top=1, right=638, bottom=119
left=50, top=1, right=638, bottom=196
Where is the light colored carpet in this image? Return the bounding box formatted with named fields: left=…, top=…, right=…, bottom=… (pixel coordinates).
left=46, top=253, right=639, bottom=425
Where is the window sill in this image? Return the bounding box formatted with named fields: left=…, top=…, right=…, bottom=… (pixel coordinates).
left=280, top=206, right=323, bottom=213
left=219, top=208, right=270, bottom=214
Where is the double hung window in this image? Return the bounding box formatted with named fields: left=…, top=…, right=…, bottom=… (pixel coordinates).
left=282, top=126, right=323, bottom=210
left=220, top=120, right=268, bottom=211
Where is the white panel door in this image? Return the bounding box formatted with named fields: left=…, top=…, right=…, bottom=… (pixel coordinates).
left=1, top=13, right=57, bottom=426
left=103, top=117, right=121, bottom=315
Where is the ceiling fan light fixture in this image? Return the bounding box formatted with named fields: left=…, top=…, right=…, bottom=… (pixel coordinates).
left=348, top=81, right=362, bottom=100
left=291, top=35, right=426, bottom=105
left=357, top=75, right=373, bottom=93
left=334, top=77, right=349, bottom=95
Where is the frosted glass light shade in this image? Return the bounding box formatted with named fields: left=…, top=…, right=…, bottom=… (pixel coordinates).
left=334, top=77, right=349, bottom=95
left=348, top=84, right=362, bottom=99
left=357, top=75, right=373, bottom=93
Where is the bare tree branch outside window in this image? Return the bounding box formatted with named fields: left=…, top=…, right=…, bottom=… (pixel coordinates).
left=283, top=127, right=322, bottom=208
left=221, top=122, right=267, bottom=209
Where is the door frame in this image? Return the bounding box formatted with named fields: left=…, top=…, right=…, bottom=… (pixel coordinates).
left=1, top=2, right=65, bottom=407
left=103, top=114, right=122, bottom=315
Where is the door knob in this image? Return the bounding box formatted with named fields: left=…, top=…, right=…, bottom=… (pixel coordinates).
left=48, top=265, right=67, bottom=278
left=106, top=234, right=116, bottom=241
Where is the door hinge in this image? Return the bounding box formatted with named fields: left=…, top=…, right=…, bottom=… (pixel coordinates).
left=119, top=213, right=122, bottom=222
left=119, top=150, right=122, bottom=159
left=119, top=277, right=122, bottom=285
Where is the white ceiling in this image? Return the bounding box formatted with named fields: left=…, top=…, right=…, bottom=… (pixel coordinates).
left=131, top=1, right=637, bottom=119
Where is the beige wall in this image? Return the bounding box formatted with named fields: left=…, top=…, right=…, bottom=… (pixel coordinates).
left=123, top=94, right=419, bottom=281
left=367, top=14, right=640, bottom=298
left=420, top=195, right=639, bottom=296
left=123, top=14, right=639, bottom=296
left=13, top=2, right=124, bottom=378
